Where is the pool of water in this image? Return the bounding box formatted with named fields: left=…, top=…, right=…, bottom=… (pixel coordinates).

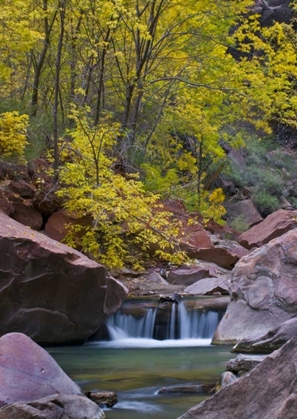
left=48, top=342, right=232, bottom=419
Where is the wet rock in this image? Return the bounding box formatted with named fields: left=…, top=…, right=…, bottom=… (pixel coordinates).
left=85, top=391, right=118, bottom=408
left=233, top=318, right=297, bottom=354
left=180, top=334, right=297, bottom=419
left=184, top=275, right=229, bottom=296
left=159, top=293, right=182, bottom=303
left=226, top=354, right=266, bottom=376
left=213, top=228, right=297, bottom=345
left=158, top=384, right=215, bottom=395
left=239, top=209, right=297, bottom=249
left=0, top=212, right=127, bottom=344
left=184, top=296, right=230, bottom=311
left=215, top=371, right=238, bottom=392
left=0, top=394, right=105, bottom=419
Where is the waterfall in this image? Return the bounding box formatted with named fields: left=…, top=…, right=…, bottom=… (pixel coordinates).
left=106, top=307, right=157, bottom=340
left=103, top=300, right=222, bottom=344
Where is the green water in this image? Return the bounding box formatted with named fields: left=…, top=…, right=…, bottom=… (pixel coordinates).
left=48, top=343, right=232, bottom=419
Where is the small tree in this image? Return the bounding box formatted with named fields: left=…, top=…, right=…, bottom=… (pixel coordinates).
left=58, top=106, right=187, bottom=269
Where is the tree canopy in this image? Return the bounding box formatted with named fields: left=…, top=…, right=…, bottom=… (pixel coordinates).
left=1, top=0, right=297, bottom=267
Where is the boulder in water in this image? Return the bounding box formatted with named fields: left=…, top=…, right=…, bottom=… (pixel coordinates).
left=180, top=334, right=297, bottom=419
left=0, top=212, right=127, bottom=344
left=0, top=332, right=104, bottom=418
left=213, top=229, right=297, bottom=345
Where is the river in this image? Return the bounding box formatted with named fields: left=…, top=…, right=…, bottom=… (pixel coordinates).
left=47, top=297, right=232, bottom=419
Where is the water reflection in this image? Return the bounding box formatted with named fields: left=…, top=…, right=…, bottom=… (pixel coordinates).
left=48, top=344, right=232, bottom=419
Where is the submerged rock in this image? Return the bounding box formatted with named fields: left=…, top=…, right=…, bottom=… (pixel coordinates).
left=158, top=384, right=214, bottom=395
left=0, top=212, right=127, bottom=344
left=180, top=334, right=297, bottom=419
left=215, top=371, right=238, bottom=392
left=85, top=391, right=118, bottom=408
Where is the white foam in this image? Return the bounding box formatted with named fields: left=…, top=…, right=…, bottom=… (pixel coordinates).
left=93, top=338, right=212, bottom=348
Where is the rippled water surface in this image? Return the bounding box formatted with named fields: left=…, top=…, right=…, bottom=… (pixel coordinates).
left=48, top=342, right=232, bottom=419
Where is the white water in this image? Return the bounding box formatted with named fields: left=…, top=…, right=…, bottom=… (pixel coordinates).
left=103, top=301, right=220, bottom=347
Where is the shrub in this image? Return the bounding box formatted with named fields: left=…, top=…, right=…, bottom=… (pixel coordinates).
left=230, top=215, right=249, bottom=232
left=0, top=111, right=29, bottom=161
left=252, top=190, right=280, bottom=216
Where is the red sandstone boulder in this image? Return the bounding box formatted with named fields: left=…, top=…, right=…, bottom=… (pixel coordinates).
left=0, top=190, right=14, bottom=216
left=196, top=242, right=249, bottom=269
left=9, top=180, right=36, bottom=198
left=0, top=161, right=30, bottom=181
left=45, top=210, right=92, bottom=243
left=213, top=228, right=297, bottom=345
left=239, top=209, right=297, bottom=249
left=160, top=199, right=213, bottom=254
left=0, top=212, right=127, bottom=344
left=12, top=200, right=43, bottom=230
left=0, top=333, right=104, bottom=418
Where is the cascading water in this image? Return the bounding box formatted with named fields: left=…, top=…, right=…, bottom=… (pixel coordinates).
left=106, top=307, right=157, bottom=340
left=102, top=299, right=223, bottom=347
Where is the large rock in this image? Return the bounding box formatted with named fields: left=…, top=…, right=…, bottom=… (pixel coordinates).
left=180, top=334, right=297, bottom=419
left=213, top=229, right=297, bottom=345
left=227, top=199, right=263, bottom=228
left=257, top=0, right=294, bottom=26
left=195, top=242, right=249, bottom=269
left=0, top=333, right=104, bottom=418
left=45, top=210, right=93, bottom=243
left=0, top=212, right=127, bottom=344
left=233, top=318, right=297, bottom=354
left=239, top=209, right=297, bottom=249
left=184, top=275, right=229, bottom=296
left=160, top=199, right=213, bottom=256
left=12, top=200, right=43, bottom=230
left=167, top=264, right=225, bottom=286
left=0, top=394, right=104, bottom=419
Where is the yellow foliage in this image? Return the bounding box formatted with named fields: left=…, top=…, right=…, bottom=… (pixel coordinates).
left=199, top=188, right=226, bottom=225
left=0, top=111, right=29, bottom=161
left=58, top=107, right=188, bottom=269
